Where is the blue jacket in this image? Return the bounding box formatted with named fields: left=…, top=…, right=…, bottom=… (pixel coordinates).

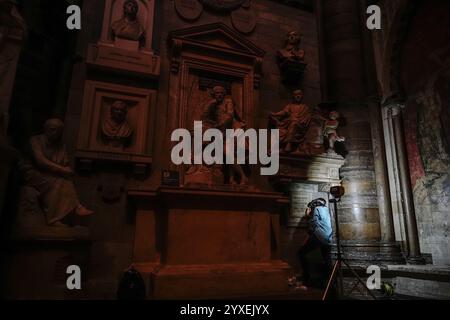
left=308, top=206, right=333, bottom=245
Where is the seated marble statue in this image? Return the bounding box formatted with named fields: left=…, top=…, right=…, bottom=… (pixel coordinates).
left=277, top=30, right=305, bottom=64
left=21, top=119, right=93, bottom=227
left=101, top=100, right=134, bottom=148
left=111, top=0, right=145, bottom=42
left=270, top=89, right=312, bottom=153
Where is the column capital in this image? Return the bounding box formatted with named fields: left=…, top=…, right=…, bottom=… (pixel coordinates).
left=381, top=93, right=405, bottom=109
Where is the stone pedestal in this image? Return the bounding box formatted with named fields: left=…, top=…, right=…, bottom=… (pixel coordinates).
left=128, top=187, right=293, bottom=299
left=270, top=154, right=345, bottom=227
left=87, top=44, right=160, bottom=78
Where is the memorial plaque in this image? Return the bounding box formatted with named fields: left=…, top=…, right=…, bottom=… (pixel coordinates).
left=231, top=7, right=256, bottom=34
left=175, top=0, right=204, bottom=21
left=162, top=170, right=180, bottom=187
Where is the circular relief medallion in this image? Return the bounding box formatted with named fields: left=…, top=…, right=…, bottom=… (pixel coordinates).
left=199, top=0, right=245, bottom=12
left=175, top=0, right=204, bottom=21
left=231, top=7, right=256, bottom=34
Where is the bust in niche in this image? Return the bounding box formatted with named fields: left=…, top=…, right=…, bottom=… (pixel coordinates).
left=101, top=100, right=134, bottom=149
left=111, top=0, right=145, bottom=43
left=277, top=30, right=305, bottom=64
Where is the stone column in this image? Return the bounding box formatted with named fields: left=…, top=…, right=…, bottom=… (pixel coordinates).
left=319, top=0, right=380, bottom=254
left=389, top=104, right=425, bottom=264
left=369, top=99, right=404, bottom=263
left=318, top=0, right=397, bottom=263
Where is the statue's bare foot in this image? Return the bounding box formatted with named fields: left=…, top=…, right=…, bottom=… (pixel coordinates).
left=76, top=205, right=94, bottom=216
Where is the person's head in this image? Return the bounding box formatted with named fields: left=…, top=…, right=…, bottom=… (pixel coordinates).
left=123, top=0, right=139, bottom=19
left=293, top=89, right=304, bottom=103
left=286, top=30, right=301, bottom=46
left=307, top=198, right=327, bottom=210
left=110, top=100, right=129, bottom=124
left=329, top=111, right=340, bottom=120
left=211, top=86, right=226, bottom=104
left=44, top=119, right=64, bottom=144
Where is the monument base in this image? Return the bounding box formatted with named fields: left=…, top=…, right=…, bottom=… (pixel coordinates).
left=136, top=261, right=292, bottom=299
left=128, top=187, right=293, bottom=299
left=87, top=43, right=160, bottom=78
left=333, top=240, right=406, bottom=266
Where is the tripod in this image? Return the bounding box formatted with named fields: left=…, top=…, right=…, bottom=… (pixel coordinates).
left=322, top=197, right=377, bottom=300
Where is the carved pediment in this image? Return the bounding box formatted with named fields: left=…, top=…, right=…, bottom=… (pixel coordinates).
left=169, top=22, right=265, bottom=58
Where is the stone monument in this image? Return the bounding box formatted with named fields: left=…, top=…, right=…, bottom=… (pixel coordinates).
left=128, top=23, right=292, bottom=299
left=185, top=85, right=249, bottom=187
left=87, top=0, right=160, bottom=78
left=269, top=89, right=312, bottom=154
left=277, top=30, right=307, bottom=85
left=18, top=119, right=94, bottom=228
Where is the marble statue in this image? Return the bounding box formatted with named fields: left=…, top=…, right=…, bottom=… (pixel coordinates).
left=323, top=111, right=345, bottom=154
left=21, top=119, right=93, bottom=227
left=186, top=85, right=249, bottom=186
left=111, top=0, right=145, bottom=42
left=101, top=100, right=134, bottom=148
left=277, top=30, right=305, bottom=64
left=270, top=89, right=312, bottom=153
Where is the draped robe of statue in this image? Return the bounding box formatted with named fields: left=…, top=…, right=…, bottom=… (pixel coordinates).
left=22, top=134, right=81, bottom=225
left=273, top=102, right=312, bottom=147
left=111, top=18, right=145, bottom=42
left=101, top=113, right=133, bottom=148
left=202, top=97, right=244, bottom=132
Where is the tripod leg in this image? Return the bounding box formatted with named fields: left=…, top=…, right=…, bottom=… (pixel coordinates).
left=342, top=260, right=377, bottom=300
left=322, top=260, right=339, bottom=300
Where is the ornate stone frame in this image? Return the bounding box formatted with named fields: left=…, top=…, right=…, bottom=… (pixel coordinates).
left=75, top=80, right=156, bottom=176
left=166, top=23, right=264, bottom=184
left=99, top=0, right=155, bottom=52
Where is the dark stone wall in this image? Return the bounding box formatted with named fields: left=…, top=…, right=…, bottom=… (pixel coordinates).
left=319, top=0, right=381, bottom=252
left=399, top=0, right=450, bottom=265
left=2, top=0, right=322, bottom=298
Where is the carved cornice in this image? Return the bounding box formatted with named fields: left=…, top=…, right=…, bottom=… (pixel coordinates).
left=168, top=23, right=265, bottom=79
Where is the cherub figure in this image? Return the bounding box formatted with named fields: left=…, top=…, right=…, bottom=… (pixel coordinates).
left=323, top=111, right=345, bottom=154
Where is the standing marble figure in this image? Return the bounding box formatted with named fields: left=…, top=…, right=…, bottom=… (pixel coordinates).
left=22, top=119, right=93, bottom=226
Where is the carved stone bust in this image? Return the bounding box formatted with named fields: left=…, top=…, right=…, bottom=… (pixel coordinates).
left=111, top=0, right=145, bottom=42
left=101, top=100, right=134, bottom=148
left=277, top=30, right=305, bottom=63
